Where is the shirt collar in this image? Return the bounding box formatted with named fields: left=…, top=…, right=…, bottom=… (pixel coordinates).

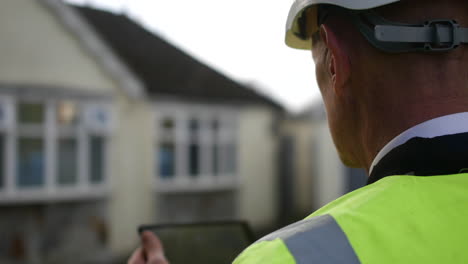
left=369, top=112, right=468, bottom=175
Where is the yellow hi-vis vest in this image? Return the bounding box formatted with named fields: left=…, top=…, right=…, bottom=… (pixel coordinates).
left=233, top=173, right=468, bottom=264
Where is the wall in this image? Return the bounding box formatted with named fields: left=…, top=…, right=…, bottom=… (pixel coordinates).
left=108, top=95, right=155, bottom=256
left=0, top=202, right=110, bottom=264
left=0, top=0, right=116, bottom=92
left=237, top=106, right=279, bottom=229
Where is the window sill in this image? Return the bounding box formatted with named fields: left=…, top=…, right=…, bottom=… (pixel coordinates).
left=0, top=185, right=109, bottom=204
left=155, top=175, right=239, bottom=193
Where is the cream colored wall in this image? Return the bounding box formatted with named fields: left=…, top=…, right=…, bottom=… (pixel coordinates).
left=108, top=95, right=155, bottom=254
left=238, top=106, right=278, bottom=229
left=0, top=0, right=116, bottom=92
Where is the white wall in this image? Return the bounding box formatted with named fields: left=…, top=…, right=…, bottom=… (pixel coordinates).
left=108, top=96, right=155, bottom=254
left=237, top=106, right=278, bottom=229
left=0, top=0, right=116, bottom=92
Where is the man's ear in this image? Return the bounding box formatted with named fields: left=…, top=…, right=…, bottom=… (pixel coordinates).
left=319, top=24, right=351, bottom=96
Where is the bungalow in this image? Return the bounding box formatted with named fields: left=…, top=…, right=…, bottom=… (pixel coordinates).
left=0, top=0, right=284, bottom=262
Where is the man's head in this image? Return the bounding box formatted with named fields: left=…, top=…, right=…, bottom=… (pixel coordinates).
left=286, top=0, right=468, bottom=170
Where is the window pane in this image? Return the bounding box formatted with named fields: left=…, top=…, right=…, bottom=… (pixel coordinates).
left=189, top=118, right=200, bottom=177
left=212, top=119, right=219, bottom=176
left=213, top=144, right=219, bottom=176
left=189, top=119, right=199, bottom=143
left=212, top=119, right=219, bottom=132
left=0, top=134, right=4, bottom=188
left=57, top=138, right=77, bottom=185
left=189, top=119, right=199, bottom=133
left=160, top=118, right=175, bottom=142
left=224, top=144, right=237, bottom=175
left=0, top=104, right=5, bottom=123
left=189, top=143, right=200, bottom=177
left=57, top=101, right=78, bottom=126
left=93, top=106, right=109, bottom=126
left=17, top=103, right=44, bottom=124
left=17, top=138, right=44, bottom=187
left=89, top=136, right=105, bottom=184
left=161, top=118, right=174, bottom=130
left=159, top=143, right=175, bottom=179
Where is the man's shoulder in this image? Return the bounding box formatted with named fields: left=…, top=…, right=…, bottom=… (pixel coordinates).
left=233, top=179, right=409, bottom=264
left=233, top=214, right=360, bottom=264
left=308, top=175, right=416, bottom=219
left=234, top=175, right=468, bottom=264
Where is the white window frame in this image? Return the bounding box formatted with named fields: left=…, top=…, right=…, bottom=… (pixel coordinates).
left=0, top=96, right=13, bottom=193
left=0, top=96, right=112, bottom=204
left=154, top=102, right=239, bottom=193
left=0, top=96, right=13, bottom=130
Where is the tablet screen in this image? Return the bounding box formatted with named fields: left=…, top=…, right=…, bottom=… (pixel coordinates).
left=139, top=221, right=255, bottom=264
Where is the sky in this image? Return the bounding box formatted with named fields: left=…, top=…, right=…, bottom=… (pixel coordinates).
left=65, top=0, right=321, bottom=112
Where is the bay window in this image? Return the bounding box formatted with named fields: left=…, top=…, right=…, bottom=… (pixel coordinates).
left=0, top=95, right=112, bottom=202
left=155, top=104, right=238, bottom=191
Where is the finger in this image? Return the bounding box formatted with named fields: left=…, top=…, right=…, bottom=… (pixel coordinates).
left=141, top=231, right=168, bottom=264
left=127, top=248, right=146, bottom=264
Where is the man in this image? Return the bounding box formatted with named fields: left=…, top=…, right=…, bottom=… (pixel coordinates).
left=129, top=0, right=468, bottom=263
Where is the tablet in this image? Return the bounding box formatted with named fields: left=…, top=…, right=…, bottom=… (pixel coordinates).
left=138, top=221, right=255, bottom=264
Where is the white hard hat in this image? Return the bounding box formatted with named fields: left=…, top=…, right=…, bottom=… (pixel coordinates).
left=285, top=0, right=400, bottom=49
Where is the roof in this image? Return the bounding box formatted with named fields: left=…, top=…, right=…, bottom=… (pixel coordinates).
left=73, top=5, right=283, bottom=109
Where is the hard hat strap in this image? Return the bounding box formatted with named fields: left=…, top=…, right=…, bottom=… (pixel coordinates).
left=350, top=10, right=468, bottom=53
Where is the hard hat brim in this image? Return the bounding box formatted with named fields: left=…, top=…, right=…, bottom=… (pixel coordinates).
left=285, top=0, right=400, bottom=50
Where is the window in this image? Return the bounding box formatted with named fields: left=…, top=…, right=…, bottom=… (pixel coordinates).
left=159, top=118, right=176, bottom=179
left=84, top=103, right=111, bottom=185
left=0, top=134, right=4, bottom=188
left=57, top=101, right=79, bottom=126
left=222, top=143, right=237, bottom=174
left=18, top=103, right=44, bottom=124
left=155, top=105, right=238, bottom=190
left=212, top=120, right=220, bottom=176
left=0, top=97, right=112, bottom=201
left=0, top=98, right=10, bottom=189
left=0, top=104, right=4, bottom=122
left=57, top=138, right=77, bottom=185
left=56, top=101, right=79, bottom=186
left=215, top=119, right=237, bottom=176
left=17, top=137, right=44, bottom=187
left=188, top=119, right=200, bottom=177
left=89, top=135, right=105, bottom=184
left=16, top=102, right=45, bottom=189
left=159, top=142, right=175, bottom=178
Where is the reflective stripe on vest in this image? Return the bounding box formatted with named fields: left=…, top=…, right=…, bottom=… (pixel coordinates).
left=233, top=214, right=360, bottom=264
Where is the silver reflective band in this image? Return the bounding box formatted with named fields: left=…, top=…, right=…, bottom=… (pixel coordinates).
left=258, top=214, right=361, bottom=264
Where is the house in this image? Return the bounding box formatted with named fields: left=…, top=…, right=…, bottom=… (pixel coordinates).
left=0, top=0, right=284, bottom=262
left=307, top=101, right=367, bottom=210
left=276, top=101, right=367, bottom=223
left=277, top=110, right=315, bottom=224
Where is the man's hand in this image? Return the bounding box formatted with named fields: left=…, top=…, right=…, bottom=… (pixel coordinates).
left=128, top=231, right=169, bottom=264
